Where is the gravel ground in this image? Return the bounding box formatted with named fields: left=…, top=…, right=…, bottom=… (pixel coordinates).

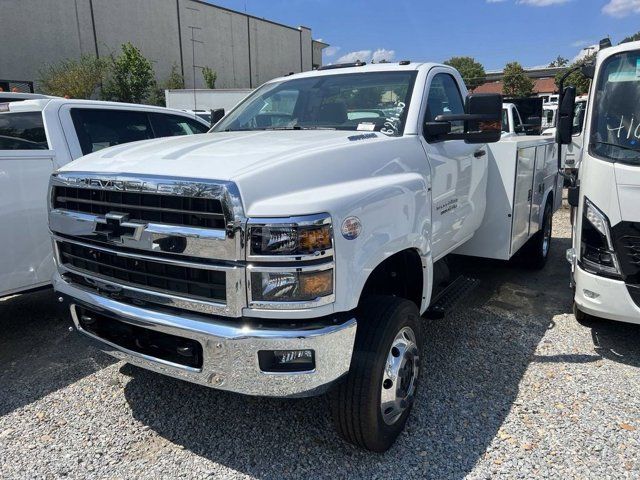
left=1, top=206, right=639, bottom=479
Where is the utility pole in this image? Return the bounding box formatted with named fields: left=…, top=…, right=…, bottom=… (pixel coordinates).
left=186, top=6, right=204, bottom=111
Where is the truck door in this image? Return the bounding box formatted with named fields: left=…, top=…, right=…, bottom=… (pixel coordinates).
left=419, top=70, right=486, bottom=260
left=0, top=111, right=55, bottom=295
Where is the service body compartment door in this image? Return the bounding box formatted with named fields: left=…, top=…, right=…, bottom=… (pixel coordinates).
left=528, top=145, right=547, bottom=234
left=510, top=146, right=536, bottom=255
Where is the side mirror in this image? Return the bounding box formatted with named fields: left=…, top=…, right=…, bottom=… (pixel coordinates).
left=426, top=93, right=502, bottom=144
left=581, top=63, right=595, bottom=79
left=211, top=108, right=225, bottom=125
left=557, top=86, right=576, bottom=145
left=424, top=121, right=451, bottom=140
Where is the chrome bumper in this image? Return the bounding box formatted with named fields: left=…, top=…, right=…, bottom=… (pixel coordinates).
left=54, top=274, right=357, bottom=397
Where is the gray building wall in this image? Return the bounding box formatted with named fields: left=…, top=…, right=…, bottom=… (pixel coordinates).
left=0, top=0, right=326, bottom=91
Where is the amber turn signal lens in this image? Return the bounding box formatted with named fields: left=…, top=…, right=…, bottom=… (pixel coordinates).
left=300, top=269, right=333, bottom=298
left=299, top=225, right=332, bottom=253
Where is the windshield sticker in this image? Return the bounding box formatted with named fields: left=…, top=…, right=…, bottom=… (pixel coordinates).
left=608, top=71, right=638, bottom=82
left=380, top=102, right=406, bottom=137
left=357, top=122, right=376, bottom=131
left=636, top=59, right=640, bottom=78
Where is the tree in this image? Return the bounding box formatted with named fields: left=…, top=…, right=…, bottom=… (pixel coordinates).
left=554, top=53, right=595, bottom=96
left=548, top=56, right=569, bottom=67
left=145, top=64, right=185, bottom=106
left=443, top=56, right=486, bottom=91
left=38, top=55, right=106, bottom=99
left=166, top=64, right=185, bottom=90
left=619, top=32, right=640, bottom=44
left=502, top=62, right=534, bottom=97
left=102, top=42, right=155, bottom=103
left=202, top=66, right=217, bottom=89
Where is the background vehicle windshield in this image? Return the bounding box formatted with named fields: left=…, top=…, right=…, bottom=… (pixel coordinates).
left=572, top=100, right=587, bottom=135
left=590, top=51, right=640, bottom=165
left=213, top=71, right=418, bottom=136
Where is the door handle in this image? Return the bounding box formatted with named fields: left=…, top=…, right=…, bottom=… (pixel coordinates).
left=474, top=150, right=486, bottom=158
left=528, top=189, right=532, bottom=201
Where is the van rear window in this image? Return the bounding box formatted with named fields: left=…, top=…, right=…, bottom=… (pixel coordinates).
left=0, top=111, right=48, bottom=150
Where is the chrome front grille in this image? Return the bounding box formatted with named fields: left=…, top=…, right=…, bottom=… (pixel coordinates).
left=49, top=172, right=246, bottom=317
left=57, top=241, right=226, bottom=302
left=52, top=186, right=226, bottom=230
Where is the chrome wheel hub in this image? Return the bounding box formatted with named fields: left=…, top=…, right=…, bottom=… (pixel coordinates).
left=380, top=326, right=419, bottom=425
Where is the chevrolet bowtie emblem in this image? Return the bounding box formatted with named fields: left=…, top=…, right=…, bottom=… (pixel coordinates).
left=94, top=212, right=146, bottom=243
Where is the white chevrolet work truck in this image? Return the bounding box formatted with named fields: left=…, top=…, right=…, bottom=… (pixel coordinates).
left=49, top=62, right=560, bottom=451
left=564, top=40, right=640, bottom=326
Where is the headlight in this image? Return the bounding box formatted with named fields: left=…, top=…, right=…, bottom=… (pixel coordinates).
left=250, top=267, right=334, bottom=303
left=248, top=214, right=332, bottom=259
left=246, top=214, right=335, bottom=308
left=580, top=198, right=622, bottom=278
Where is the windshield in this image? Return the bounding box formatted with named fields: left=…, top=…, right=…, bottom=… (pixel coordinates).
left=213, top=71, right=418, bottom=136
left=590, top=51, right=640, bottom=166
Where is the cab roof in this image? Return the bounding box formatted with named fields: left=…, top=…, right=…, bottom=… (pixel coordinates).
left=3, top=98, right=202, bottom=117
left=265, top=61, right=445, bottom=84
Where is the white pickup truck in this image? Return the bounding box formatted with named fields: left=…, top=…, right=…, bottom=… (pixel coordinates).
left=501, top=102, right=526, bottom=137
left=0, top=99, right=209, bottom=298
left=49, top=62, right=560, bottom=451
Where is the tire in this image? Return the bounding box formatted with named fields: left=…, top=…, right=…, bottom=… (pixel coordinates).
left=525, top=199, right=553, bottom=270
left=329, top=296, right=423, bottom=452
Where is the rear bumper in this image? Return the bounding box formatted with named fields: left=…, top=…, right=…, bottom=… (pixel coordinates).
left=54, top=273, right=357, bottom=397
left=574, top=265, right=640, bottom=325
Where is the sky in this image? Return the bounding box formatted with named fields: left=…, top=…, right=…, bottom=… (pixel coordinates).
left=209, top=0, right=640, bottom=70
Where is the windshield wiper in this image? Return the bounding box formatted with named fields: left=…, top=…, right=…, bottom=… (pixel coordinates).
left=591, top=141, right=640, bottom=153
left=262, top=125, right=337, bottom=131
left=223, top=125, right=337, bottom=132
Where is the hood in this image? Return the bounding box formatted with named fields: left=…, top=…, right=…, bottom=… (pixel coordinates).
left=58, top=129, right=416, bottom=217
left=61, top=130, right=390, bottom=181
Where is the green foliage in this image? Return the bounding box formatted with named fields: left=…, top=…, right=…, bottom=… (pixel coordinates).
left=202, top=66, right=217, bottom=89
left=502, top=62, right=534, bottom=97
left=166, top=64, right=185, bottom=90
left=554, top=53, right=595, bottom=96
left=38, top=55, right=107, bottom=99
left=102, top=42, right=155, bottom=103
left=145, top=64, right=185, bottom=106
left=443, top=56, right=486, bottom=91
left=548, top=56, right=569, bottom=67
left=619, top=32, right=640, bottom=44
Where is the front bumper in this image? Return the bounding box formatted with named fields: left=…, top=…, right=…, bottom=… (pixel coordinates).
left=54, top=273, right=357, bottom=397
left=574, top=265, right=640, bottom=325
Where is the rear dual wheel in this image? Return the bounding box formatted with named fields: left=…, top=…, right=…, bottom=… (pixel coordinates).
left=329, top=296, right=423, bottom=452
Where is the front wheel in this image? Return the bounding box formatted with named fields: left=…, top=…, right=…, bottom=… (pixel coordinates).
left=329, top=296, right=423, bottom=452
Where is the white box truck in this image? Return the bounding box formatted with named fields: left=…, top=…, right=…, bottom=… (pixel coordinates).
left=49, top=61, right=559, bottom=451
left=563, top=39, right=640, bottom=326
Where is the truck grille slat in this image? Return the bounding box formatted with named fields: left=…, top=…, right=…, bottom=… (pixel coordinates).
left=58, top=241, right=226, bottom=302
left=53, top=186, right=226, bottom=229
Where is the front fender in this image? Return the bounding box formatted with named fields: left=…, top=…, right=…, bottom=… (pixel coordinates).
left=245, top=172, right=432, bottom=314
left=331, top=173, right=432, bottom=313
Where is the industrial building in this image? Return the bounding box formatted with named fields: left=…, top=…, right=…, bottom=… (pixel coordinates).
left=0, top=0, right=328, bottom=91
